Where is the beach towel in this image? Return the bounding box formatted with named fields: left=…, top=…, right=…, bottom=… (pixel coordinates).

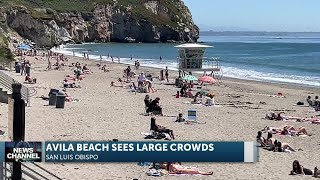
left=142, top=132, right=169, bottom=140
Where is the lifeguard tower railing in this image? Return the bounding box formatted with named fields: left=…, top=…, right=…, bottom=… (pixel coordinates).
left=178, top=57, right=223, bottom=83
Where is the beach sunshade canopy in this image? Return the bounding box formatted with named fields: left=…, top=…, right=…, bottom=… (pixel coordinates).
left=182, top=75, right=198, bottom=81
left=198, top=76, right=216, bottom=84
left=17, top=44, right=31, bottom=50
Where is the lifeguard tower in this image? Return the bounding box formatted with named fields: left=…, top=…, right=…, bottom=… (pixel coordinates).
left=174, top=43, right=223, bottom=82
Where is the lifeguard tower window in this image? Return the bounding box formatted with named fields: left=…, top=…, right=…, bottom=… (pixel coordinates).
left=179, top=49, right=204, bottom=69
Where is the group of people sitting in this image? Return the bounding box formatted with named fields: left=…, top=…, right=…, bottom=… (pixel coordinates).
left=256, top=131, right=296, bottom=153
left=191, top=92, right=215, bottom=106
left=307, top=95, right=320, bottom=111
left=63, top=78, right=81, bottom=88
left=144, top=95, right=163, bottom=116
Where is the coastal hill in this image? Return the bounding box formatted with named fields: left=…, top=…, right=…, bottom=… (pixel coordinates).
left=0, top=0, right=199, bottom=49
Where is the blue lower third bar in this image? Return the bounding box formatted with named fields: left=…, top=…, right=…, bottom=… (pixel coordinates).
left=44, top=141, right=259, bottom=163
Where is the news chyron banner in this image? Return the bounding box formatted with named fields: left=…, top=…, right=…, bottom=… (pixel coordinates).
left=0, top=141, right=259, bottom=163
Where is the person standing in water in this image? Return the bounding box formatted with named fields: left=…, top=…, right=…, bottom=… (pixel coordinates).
left=118, top=57, right=120, bottom=63
left=73, top=51, right=75, bottom=57
left=160, top=56, right=162, bottom=61
left=165, top=66, right=169, bottom=82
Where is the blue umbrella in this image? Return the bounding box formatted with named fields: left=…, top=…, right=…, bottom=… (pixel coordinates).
left=17, top=44, right=31, bottom=50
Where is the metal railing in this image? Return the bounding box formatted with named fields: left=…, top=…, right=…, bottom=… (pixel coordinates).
left=1, top=162, right=62, bottom=180
left=0, top=70, right=32, bottom=106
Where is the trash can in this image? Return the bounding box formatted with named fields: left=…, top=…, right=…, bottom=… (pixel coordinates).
left=48, top=89, right=59, bottom=96
left=56, top=95, right=66, bottom=109
left=25, top=65, right=31, bottom=75
left=15, top=64, right=21, bottom=73
left=49, top=92, right=57, bottom=106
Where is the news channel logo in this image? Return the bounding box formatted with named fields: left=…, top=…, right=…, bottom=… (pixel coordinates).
left=5, top=141, right=42, bottom=162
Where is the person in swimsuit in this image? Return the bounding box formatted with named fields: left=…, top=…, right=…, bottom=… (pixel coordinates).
left=165, top=67, right=169, bottom=82
left=161, top=162, right=213, bottom=175
left=290, top=160, right=313, bottom=175
left=150, top=117, right=175, bottom=139
left=256, top=131, right=266, bottom=147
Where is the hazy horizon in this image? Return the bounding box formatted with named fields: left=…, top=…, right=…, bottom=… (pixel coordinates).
left=183, top=0, right=320, bottom=32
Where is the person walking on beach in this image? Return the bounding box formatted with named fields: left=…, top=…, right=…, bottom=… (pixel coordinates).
left=21, top=60, right=26, bottom=75
left=111, top=56, right=114, bottom=63
left=83, top=53, right=86, bottom=60
left=73, top=51, right=75, bottom=57
left=118, top=57, right=120, bottom=63
left=86, top=54, right=89, bottom=60
left=165, top=66, right=169, bottom=82
left=46, top=57, right=52, bottom=70
left=136, top=60, right=140, bottom=69
left=126, top=66, right=131, bottom=82
left=100, top=55, right=102, bottom=61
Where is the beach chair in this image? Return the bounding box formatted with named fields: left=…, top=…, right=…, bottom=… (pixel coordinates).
left=186, top=109, right=197, bottom=123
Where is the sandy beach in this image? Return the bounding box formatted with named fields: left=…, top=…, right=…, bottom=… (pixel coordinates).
left=1, top=52, right=319, bottom=180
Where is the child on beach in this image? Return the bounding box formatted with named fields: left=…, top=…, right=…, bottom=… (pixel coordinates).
left=176, top=113, right=185, bottom=122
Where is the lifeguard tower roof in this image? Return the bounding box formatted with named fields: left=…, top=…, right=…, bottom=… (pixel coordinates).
left=174, top=43, right=213, bottom=48
left=175, top=43, right=216, bottom=72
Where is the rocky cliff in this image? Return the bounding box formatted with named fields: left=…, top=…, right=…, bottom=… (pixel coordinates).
left=0, top=0, right=199, bottom=47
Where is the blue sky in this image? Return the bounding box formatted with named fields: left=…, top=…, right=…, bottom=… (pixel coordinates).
left=183, top=0, right=320, bottom=32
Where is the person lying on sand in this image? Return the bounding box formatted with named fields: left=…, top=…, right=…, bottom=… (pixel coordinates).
left=263, top=125, right=308, bottom=136
left=265, top=112, right=301, bottom=121
left=151, top=117, right=175, bottom=140
left=110, top=81, right=125, bottom=88
left=160, top=162, right=213, bottom=175
left=290, top=160, right=315, bottom=176
left=298, top=117, right=320, bottom=124
left=273, top=140, right=295, bottom=152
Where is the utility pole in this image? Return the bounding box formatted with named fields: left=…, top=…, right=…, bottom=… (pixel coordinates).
left=11, top=83, right=25, bottom=180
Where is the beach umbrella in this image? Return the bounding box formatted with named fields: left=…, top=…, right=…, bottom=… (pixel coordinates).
left=182, top=75, right=198, bottom=82
left=17, top=44, right=31, bottom=50
left=198, top=76, right=216, bottom=84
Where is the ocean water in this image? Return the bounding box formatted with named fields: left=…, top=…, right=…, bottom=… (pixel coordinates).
left=53, top=35, right=320, bottom=87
